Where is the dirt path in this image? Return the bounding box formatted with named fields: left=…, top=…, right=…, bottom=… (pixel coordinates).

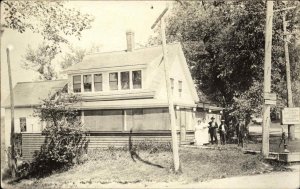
left=57, top=165, right=299, bottom=189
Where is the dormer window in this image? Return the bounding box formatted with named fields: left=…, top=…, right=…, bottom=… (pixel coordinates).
left=83, top=74, right=92, bottom=92
left=132, top=70, right=142, bottom=89
left=109, top=72, right=118, bottom=90
left=94, top=74, right=102, bottom=91
left=121, top=71, right=130, bottom=90
left=73, top=75, right=81, bottom=93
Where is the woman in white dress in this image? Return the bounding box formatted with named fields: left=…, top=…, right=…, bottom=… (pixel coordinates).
left=195, top=118, right=209, bottom=146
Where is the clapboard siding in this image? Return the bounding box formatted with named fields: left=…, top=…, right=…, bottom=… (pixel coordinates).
left=21, top=131, right=195, bottom=161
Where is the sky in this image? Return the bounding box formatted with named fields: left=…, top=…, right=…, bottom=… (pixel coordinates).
left=1, top=1, right=168, bottom=108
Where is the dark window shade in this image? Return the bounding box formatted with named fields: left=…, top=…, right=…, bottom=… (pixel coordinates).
left=83, top=75, right=92, bottom=92
left=121, top=71, right=130, bottom=90
left=132, top=70, right=142, bottom=89
left=84, top=110, right=123, bottom=131
left=126, top=108, right=170, bottom=131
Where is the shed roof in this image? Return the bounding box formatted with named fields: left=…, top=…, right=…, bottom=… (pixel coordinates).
left=2, top=79, right=68, bottom=108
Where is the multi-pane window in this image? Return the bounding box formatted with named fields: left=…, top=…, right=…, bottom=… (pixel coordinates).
left=178, top=80, right=183, bottom=97
left=20, top=117, right=26, bottom=132
left=94, top=74, right=102, bottom=91
left=73, top=75, right=81, bottom=93
left=83, top=74, right=92, bottom=92
left=121, top=71, right=130, bottom=90
left=109, top=72, right=118, bottom=90
left=132, top=70, right=142, bottom=89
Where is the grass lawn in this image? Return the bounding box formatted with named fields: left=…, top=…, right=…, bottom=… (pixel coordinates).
left=3, top=146, right=290, bottom=188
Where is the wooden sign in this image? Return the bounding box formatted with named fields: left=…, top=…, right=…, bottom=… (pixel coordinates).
left=264, top=99, right=276, bottom=105
left=281, top=107, right=300, bottom=125
left=264, top=92, right=277, bottom=101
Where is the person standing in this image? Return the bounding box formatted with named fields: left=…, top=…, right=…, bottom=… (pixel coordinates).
left=208, top=117, right=218, bottom=144
left=219, top=119, right=227, bottom=145
left=195, top=118, right=209, bottom=146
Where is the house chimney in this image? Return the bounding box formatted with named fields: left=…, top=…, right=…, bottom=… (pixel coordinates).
left=126, top=30, right=135, bottom=52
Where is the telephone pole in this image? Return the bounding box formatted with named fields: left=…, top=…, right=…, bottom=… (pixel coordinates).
left=282, top=12, right=295, bottom=140
left=262, top=1, right=274, bottom=157
left=7, top=47, right=17, bottom=178
left=151, top=6, right=180, bottom=172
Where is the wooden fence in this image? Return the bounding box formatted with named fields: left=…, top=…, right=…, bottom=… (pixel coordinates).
left=21, top=130, right=195, bottom=161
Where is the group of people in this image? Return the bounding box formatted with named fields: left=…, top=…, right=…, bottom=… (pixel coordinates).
left=195, top=116, right=248, bottom=147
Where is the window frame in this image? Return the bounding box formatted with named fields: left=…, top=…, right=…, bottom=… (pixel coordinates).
left=178, top=80, right=183, bottom=97
left=19, top=117, right=27, bottom=133
left=73, top=75, right=82, bottom=93
left=109, top=72, right=119, bottom=90
left=83, top=74, right=92, bottom=92
left=94, top=73, right=103, bottom=92
left=121, top=71, right=130, bottom=90
left=132, top=70, right=142, bottom=89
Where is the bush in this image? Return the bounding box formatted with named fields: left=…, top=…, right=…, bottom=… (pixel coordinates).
left=26, top=91, right=88, bottom=178
left=133, top=140, right=172, bottom=153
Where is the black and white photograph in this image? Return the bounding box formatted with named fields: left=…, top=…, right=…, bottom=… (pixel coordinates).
left=1, top=0, right=300, bottom=188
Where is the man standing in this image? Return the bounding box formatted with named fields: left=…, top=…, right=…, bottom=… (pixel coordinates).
left=208, top=117, right=218, bottom=144
left=219, top=119, right=227, bottom=145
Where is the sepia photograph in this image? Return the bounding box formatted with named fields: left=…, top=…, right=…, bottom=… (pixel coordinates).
left=1, top=0, right=300, bottom=188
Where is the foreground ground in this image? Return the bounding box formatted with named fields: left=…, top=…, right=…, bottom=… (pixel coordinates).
left=2, top=146, right=294, bottom=188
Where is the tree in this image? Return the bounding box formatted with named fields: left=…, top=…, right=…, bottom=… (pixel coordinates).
left=2, top=1, right=94, bottom=80
left=30, top=90, right=87, bottom=177
left=22, top=42, right=58, bottom=80
left=156, top=1, right=300, bottom=118
left=2, top=1, right=94, bottom=46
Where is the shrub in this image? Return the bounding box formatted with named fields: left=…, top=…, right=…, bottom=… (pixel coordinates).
left=27, top=91, right=88, bottom=177
left=133, top=140, right=172, bottom=153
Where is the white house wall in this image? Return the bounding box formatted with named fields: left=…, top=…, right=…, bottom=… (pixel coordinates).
left=155, top=54, right=196, bottom=106
left=4, top=108, right=41, bottom=146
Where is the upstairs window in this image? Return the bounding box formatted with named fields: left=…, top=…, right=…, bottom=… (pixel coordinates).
left=83, top=74, right=92, bottom=92
left=94, top=74, right=102, bottom=91
left=20, top=117, right=26, bottom=132
left=132, top=70, right=142, bottom=89
left=170, top=78, right=174, bottom=94
left=178, top=80, right=182, bottom=97
left=109, top=72, right=118, bottom=90
left=73, top=75, right=81, bottom=93
left=121, top=71, right=130, bottom=90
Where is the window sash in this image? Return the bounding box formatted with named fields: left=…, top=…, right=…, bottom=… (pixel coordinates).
left=94, top=74, right=102, bottom=91
left=109, top=72, right=118, bottom=90
left=121, top=71, right=130, bottom=90
left=132, top=70, right=142, bottom=89
left=83, top=75, right=92, bottom=92
left=73, top=75, right=81, bottom=93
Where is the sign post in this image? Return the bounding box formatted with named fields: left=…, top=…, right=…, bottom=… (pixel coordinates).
left=262, top=1, right=274, bottom=158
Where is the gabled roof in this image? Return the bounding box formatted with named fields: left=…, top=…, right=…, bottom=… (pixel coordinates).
left=65, top=43, right=181, bottom=73
left=2, top=79, right=68, bottom=108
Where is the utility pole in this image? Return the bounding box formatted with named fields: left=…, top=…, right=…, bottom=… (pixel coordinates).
left=151, top=6, right=180, bottom=172
left=7, top=47, right=17, bottom=178
left=262, top=1, right=274, bottom=157
left=282, top=12, right=295, bottom=140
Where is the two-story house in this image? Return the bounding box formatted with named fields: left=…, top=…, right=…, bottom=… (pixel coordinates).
left=3, top=31, right=203, bottom=160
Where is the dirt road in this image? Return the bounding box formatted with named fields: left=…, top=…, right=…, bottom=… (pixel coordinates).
left=59, top=165, right=300, bottom=189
